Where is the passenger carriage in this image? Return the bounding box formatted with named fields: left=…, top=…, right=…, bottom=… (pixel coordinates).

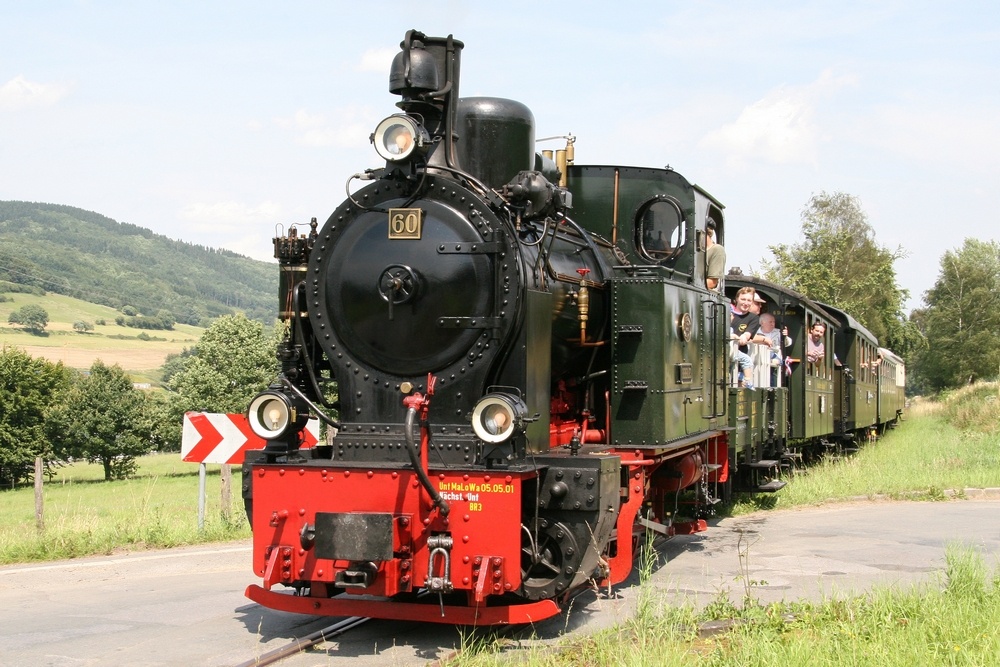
left=876, top=347, right=906, bottom=432
left=724, top=276, right=838, bottom=463
left=818, top=302, right=880, bottom=446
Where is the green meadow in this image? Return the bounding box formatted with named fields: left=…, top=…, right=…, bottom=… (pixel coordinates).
left=0, top=454, right=247, bottom=564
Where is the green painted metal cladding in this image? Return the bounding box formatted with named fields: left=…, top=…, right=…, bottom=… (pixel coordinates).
left=610, top=278, right=716, bottom=445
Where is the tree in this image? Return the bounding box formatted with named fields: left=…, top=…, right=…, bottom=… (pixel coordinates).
left=0, top=347, right=71, bottom=486
left=46, top=361, right=156, bottom=480
left=142, top=391, right=179, bottom=453
left=73, top=320, right=95, bottom=333
left=762, top=192, right=914, bottom=351
left=169, top=313, right=277, bottom=412
left=910, top=239, right=1000, bottom=391
left=7, top=304, right=49, bottom=333
left=163, top=314, right=279, bottom=450
left=160, top=347, right=196, bottom=387
left=155, top=309, right=176, bottom=329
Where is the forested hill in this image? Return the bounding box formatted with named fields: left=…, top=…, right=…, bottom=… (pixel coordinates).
left=0, top=201, right=277, bottom=325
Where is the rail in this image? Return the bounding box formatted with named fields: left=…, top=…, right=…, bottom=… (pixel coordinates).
left=234, top=615, right=370, bottom=667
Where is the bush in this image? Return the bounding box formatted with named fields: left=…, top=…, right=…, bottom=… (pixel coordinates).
left=117, top=314, right=175, bottom=331
left=0, top=281, right=46, bottom=296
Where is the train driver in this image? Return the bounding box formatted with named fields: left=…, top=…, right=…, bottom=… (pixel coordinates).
left=705, top=219, right=725, bottom=291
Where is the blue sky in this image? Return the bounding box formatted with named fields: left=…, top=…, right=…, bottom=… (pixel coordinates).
left=2, top=1, right=997, bottom=313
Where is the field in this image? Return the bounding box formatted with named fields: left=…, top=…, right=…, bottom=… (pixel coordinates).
left=0, top=289, right=230, bottom=564
left=0, top=454, right=247, bottom=564
left=0, top=291, right=202, bottom=377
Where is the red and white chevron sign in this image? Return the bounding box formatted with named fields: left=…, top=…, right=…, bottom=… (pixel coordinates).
left=181, top=412, right=320, bottom=465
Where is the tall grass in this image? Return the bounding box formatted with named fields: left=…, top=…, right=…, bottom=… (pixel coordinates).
left=938, top=382, right=1000, bottom=434
left=764, top=414, right=1000, bottom=507
left=0, top=454, right=249, bottom=564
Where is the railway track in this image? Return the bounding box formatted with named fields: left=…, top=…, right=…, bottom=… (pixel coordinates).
left=234, top=615, right=371, bottom=667
left=233, top=586, right=593, bottom=667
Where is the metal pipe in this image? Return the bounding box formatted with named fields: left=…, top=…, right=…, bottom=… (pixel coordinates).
left=612, top=169, right=620, bottom=245
left=404, top=407, right=450, bottom=516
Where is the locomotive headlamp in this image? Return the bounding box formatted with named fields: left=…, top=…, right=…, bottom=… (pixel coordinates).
left=248, top=390, right=309, bottom=442
left=471, top=393, right=527, bottom=444
left=372, top=114, right=427, bottom=162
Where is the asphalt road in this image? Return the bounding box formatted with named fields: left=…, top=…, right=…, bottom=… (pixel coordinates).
left=2, top=498, right=998, bottom=666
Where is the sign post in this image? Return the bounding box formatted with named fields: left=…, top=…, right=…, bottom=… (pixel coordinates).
left=198, top=463, right=207, bottom=530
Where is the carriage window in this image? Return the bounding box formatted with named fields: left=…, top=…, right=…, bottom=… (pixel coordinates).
left=805, top=317, right=830, bottom=379
left=636, top=197, right=685, bottom=264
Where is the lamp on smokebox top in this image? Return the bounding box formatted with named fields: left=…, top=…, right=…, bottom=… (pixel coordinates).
left=247, top=388, right=310, bottom=455
left=371, top=115, right=429, bottom=162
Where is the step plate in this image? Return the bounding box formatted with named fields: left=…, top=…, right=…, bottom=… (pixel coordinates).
left=757, top=480, right=787, bottom=492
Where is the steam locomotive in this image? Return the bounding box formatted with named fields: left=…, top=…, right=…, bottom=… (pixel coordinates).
left=241, top=30, right=904, bottom=625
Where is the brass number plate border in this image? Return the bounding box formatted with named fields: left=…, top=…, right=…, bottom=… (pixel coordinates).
left=388, top=208, right=422, bottom=240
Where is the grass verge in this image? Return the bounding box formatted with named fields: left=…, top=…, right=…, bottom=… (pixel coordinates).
left=0, top=453, right=249, bottom=564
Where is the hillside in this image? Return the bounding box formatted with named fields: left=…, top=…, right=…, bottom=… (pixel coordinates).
left=0, top=201, right=277, bottom=325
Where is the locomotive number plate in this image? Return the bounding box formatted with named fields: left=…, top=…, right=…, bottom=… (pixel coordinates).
left=388, top=208, right=422, bottom=239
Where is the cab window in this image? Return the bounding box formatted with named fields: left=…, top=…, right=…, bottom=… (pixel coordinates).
left=636, top=197, right=684, bottom=264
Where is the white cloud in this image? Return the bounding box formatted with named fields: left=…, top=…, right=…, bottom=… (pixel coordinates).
left=179, top=200, right=283, bottom=231
left=700, top=69, right=857, bottom=168
left=221, top=232, right=278, bottom=263
left=291, top=108, right=325, bottom=129
left=358, top=48, right=396, bottom=73
left=0, top=75, right=70, bottom=111
left=866, top=104, right=1000, bottom=175
left=273, top=106, right=375, bottom=148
